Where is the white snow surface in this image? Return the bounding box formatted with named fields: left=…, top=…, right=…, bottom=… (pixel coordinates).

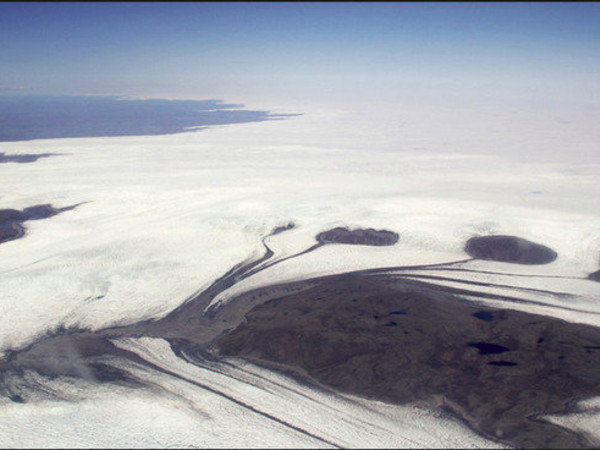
left=1, top=99, right=600, bottom=446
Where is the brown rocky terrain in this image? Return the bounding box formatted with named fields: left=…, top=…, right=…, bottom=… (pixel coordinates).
left=465, top=235, right=558, bottom=264
left=0, top=203, right=81, bottom=246
left=216, top=273, right=600, bottom=448
left=316, top=227, right=399, bottom=246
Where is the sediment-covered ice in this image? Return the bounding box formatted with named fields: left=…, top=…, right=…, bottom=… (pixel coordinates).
left=0, top=336, right=503, bottom=448
left=106, top=337, right=504, bottom=448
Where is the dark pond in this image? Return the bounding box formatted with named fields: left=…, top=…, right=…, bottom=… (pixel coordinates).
left=468, top=341, right=510, bottom=354
left=472, top=311, right=494, bottom=322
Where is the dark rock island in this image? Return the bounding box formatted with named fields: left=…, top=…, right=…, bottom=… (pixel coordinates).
left=0, top=152, right=58, bottom=163
left=216, top=274, right=600, bottom=448
left=0, top=203, right=80, bottom=246
left=465, top=235, right=558, bottom=265
left=316, top=227, right=399, bottom=246
left=588, top=264, right=600, bottom=283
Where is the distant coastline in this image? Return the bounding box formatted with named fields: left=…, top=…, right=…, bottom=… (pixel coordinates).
left=0, top=95, right=299, bottom=142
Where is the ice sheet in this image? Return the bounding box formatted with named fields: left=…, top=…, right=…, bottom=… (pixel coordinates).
left=2, top=109, right=599, bottom=352
left=1, top=99, right=599, bottom=446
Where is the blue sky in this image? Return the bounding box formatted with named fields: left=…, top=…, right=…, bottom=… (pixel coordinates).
left=1, top=2, right=599, bottom=106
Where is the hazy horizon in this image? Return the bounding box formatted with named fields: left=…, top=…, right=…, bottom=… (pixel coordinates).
left=1, top=2, right=599, bottom=109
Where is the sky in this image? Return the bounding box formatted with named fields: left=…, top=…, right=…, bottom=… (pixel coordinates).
left=1, top=2, right=599, bottom=107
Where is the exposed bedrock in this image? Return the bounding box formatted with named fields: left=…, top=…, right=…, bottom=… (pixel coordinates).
left=271, top=222, right=295, bottom=235
left=316, top=227, right=399, bottom=246
left=0, top=224, right=23, bottom=244
left=0, top=203, right=81, bottom=245
left=215, top=274, right=600, bottom=448
left=0, top=209, right=29, bottom=223
left=465, top=235, right=558, bottom=264
left=588, top=270, right=600, bottom=282
left=0, top=152, right=57, bottom=164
